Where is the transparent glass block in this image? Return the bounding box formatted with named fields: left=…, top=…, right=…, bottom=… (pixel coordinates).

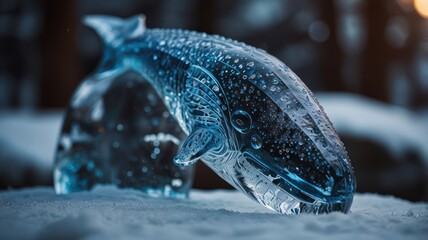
left=54, top=71, right=193, bottom=198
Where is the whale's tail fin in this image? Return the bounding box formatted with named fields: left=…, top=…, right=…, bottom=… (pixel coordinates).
left=70, top=15, right=146, bottom=108
left=83, top=14, right=146, bottom=47
left=83, top=14, right=146, bottom=73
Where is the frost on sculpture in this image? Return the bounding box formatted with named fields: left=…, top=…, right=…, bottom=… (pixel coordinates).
left=56, top=14, right=356, bottom=214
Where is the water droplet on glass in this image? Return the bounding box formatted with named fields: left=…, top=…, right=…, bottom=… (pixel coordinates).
left=298, top=136, right=304, bottom=146
left=280, top=95, right=287, bottom=101
left=87, top=161, right=95, bottom=171
left=231, top=110, right=252, bottom=134
left=126, top=81, right=134, bottom=88
left=171, top=178, right=183, bottom=187
left=322, top=140, right=328, bottom=148
left=116, top=123, right=124, bottom=131
left=273, top=78, right=279, bottom=85
left=251, top=134, right=262, bottom=149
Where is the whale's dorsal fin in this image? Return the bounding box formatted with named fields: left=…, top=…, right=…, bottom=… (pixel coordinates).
left=173, top=128, right=224, bottom=166
left=83, top=14, right=146, bottom=47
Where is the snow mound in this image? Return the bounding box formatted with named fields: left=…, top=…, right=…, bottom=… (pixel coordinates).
left=0, top=111, right=63, bottom=187
left=0, top=186, right=427, bottom=240
left=317, top=93, right=428, bottom=163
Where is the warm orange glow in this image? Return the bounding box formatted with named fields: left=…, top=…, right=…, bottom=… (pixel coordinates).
left=415, top=0, right=428, bottom=18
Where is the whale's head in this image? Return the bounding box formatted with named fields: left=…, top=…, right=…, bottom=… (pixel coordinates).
left=173, top=50, right=356, bottom=214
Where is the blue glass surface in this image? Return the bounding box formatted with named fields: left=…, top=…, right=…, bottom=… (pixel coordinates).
left=56, top=14, right=356, bottom=214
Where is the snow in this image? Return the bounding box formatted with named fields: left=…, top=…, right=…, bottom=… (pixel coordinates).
left=0, top=186, right=427, bottom=240
left=0, top=111, right=63, bottom=186
left=0, top=111, right=62, bottom=166
left=317, top=93, right=428, bottom=163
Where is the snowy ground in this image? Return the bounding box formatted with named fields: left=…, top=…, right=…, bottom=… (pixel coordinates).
left=0, top=186, right=427, bottom=240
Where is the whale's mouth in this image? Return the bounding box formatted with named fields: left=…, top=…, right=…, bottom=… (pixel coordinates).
left=215, top=151, right=355, bottom=214
left=243, top=151, right=354, bottom=202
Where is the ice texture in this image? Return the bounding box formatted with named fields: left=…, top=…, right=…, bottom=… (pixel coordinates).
left=54, top=71, right=193, bottom=198
left=60, top=14, right=356, bottom=214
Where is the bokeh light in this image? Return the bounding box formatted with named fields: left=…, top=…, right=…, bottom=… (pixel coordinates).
left=415, top=0, right=428, bottom=18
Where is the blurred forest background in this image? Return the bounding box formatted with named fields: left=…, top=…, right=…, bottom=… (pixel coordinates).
left=0, top=0, right=427, bottom=201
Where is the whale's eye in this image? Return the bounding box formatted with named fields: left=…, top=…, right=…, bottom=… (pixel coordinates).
left=231, top=110, right=252, bottom=134
left=250, top=134, right=262, bottom=149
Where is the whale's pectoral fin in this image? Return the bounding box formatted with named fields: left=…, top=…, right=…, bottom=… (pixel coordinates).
left=173, top=127, right=224, bottom=166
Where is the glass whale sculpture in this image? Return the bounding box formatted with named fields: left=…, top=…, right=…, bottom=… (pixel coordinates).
left=57, top=14, right=356, bottom=214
